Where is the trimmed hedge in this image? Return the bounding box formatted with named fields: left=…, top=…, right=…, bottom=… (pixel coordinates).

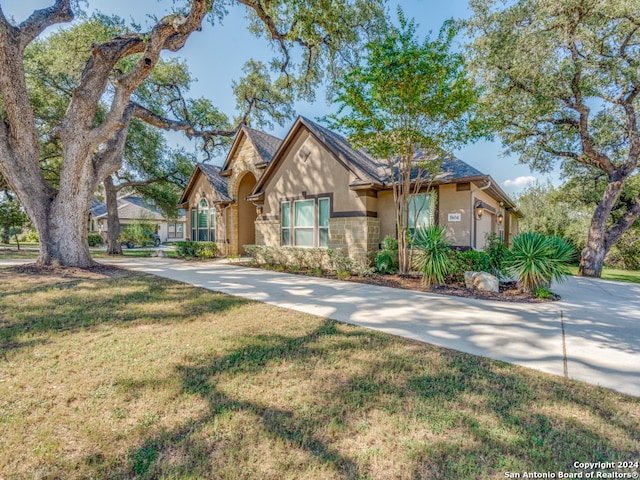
left=174, top=241, right=218, bottom=259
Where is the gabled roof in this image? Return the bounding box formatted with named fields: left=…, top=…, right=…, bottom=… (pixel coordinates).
left=177, top=163, right=231, bottom=206
left=252, top=116, right=508, bottom=197
left=219, top=125, right=283, bottom=176
left=91, top=195, right=168, bottom=222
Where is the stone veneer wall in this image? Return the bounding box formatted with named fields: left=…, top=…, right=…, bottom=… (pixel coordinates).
left=328, top=217, right=380, bottom=262
left=255, top=219, right=280, bottom=247
left=226, top=205, right=239, bottom=256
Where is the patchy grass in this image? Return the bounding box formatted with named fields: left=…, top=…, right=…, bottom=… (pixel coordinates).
left=0, top=248, right=182, bottom=260
left=0, top=267, right=638, bottom=479
left=569, top=266, right=640, bottom=284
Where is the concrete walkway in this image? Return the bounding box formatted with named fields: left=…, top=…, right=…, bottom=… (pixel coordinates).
left=4, top=257, right=639, bottom=396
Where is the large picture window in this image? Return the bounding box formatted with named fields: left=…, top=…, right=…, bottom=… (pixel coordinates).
left=280, top=197, right=330, bottom=247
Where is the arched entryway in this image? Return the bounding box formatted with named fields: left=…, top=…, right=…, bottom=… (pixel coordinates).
left=237, top=172, right=257, bottom=254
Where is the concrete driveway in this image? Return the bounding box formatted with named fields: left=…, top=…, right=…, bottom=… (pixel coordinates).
left=3, top=257, right=639, bottom=396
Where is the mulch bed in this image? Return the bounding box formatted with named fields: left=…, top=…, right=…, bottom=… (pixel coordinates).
left=13, top=263, right=127, bottom=279
left=345, top=274, right=558, bottom=303
left=247, top=264, right=558, bottom=303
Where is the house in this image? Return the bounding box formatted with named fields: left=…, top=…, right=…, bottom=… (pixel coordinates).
left=178, top=117, right=521, bottom=259
left=89, top=194, right=186, bottom=243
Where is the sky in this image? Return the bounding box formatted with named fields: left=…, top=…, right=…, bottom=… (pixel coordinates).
left=2, top=0, right=553, bottom=194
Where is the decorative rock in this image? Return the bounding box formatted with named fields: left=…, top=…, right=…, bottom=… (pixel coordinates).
left=152, top=249, right=168, bottom=258
left=464, top=271, right=499, bottom=293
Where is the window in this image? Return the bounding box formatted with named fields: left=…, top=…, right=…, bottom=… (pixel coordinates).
left=168, top=223, right=183, bottom=239
left=318, top=198, right=329, bottom=247
left=281, top=202, right=291, bottom=246
left=294, top=200, right=315, bottom=247
left=280, top=197, right=330, bottom=247
left=408, top=193, right=432, bottom=236
left=198, top=198, right=209, bottom=241
left=191, top=209, right=197, bottom=241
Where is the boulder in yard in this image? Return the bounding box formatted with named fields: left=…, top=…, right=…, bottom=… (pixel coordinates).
left=152, top=249, right=168, bottom=258
left=464, top=271, right=499, bottom=293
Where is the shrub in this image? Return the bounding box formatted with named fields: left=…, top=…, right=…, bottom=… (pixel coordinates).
left=175, top=241, right=218, bottom=259
left=328, top=248, right=352, bottom=274
left=87, top=234, right=103, bottom=247
left=412, top=226, right=453, bottom=287
left=197, top=242, right=218, bottom=259
left=507, top=232, right=575, bottom=293
left=351, top=257, right=375, bottom=278
left=375, top=235, right=398, bottom=274
left=447, top=249, right=492, bottom=282
left=484, top=233, right=509, bottom=280
left=25, top=229, right=39, bottom=243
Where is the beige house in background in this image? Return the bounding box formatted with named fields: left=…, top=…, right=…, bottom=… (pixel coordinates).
left=179, top=117, right=521, bottom=259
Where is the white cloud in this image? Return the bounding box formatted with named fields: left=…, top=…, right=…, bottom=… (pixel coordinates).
left=503, top=176, right=537, bottom=188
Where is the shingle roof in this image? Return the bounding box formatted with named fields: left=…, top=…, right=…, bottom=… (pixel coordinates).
left=242, top=126, right=283, bottom=163
left=198, top=163, right=231, bottom=202
left=299, top=117, right=487, bottom=186
left=92, top=195, right=165, bottom=221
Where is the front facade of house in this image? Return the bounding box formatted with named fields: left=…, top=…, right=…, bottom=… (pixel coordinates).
left=179, top=117, right=521, bottom=260
left=89, top=195, right=186, bottom=243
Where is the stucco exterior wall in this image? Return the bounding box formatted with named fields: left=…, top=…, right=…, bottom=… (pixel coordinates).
left=377, top=190, right=396, bottom=241
left=438, top=184, right=471, bottom=247
left=262, top=131, right=368, bottom=218
left=473, top=185, right=501, bottom=250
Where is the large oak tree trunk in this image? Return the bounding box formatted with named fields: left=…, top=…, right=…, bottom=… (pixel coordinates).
left=578, top=179, right=629, bottom=278
left=104, top=176, right=122, bottom=255
left=33, top=195, right=95, bottom=267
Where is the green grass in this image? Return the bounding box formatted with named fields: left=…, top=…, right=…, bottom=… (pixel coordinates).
left=0, top=248, right=182, bottom=260
left=569, top=265, right=640, bottom=284
left=0, top=266, right=638, bottom=479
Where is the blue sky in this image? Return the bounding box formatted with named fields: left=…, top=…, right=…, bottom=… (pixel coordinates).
left=4, top=0, right=551, bottom=193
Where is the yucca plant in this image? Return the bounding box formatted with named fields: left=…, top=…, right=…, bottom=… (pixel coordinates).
left=412, top=225, right=453, bottom=287
left=507, top=232, right=575, bottom=293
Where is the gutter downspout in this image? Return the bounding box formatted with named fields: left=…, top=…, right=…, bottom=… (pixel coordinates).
left=470, top=179, right=491, bottom=250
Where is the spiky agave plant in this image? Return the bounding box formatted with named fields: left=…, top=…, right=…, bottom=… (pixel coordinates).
left=507, top=232, right=575, bottom=293
left=412, top=225, right=453, bottom=287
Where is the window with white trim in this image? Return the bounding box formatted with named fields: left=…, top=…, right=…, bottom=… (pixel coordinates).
left=281, top=202, right=291, bottom=246
left=280, top=197, right=330, bottom=247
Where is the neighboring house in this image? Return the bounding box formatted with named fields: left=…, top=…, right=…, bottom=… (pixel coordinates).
left=89, top=194, right=186, bottom=243
left=179, top=117, right=521, bottom=259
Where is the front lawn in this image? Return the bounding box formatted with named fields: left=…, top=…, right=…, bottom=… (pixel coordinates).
left=569, top=266, right=640, bottom=284
left=0, top=266, right=638, bottom=479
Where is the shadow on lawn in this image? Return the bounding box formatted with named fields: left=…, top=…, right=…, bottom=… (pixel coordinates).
left=110, top=320, right=639, bottom=480
left=0, top=269, right=251, bottom=357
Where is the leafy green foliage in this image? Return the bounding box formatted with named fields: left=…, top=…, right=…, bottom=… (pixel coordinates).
left=375, top=236, right=399, bottom=274
left=466, top=0, right=640, bottom=275
left=87, top=234, right=103, bottom=247
left=328, top=9, right=485, bottom=274
left=175, top=241, right=218, bottom=259
left=483, top=233, right=509, bottom=280
left=412, top=226, right=454, bottom=287
left=446, top=249, right=492, bottom=283
left=507, top=232, right=576, bottom=293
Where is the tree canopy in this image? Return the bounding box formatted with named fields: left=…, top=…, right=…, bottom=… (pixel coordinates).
left=0, top=0, right=386, bottom=267
left=466, top=0, right=640, bottom=277
left=329, top=9, right=484, bottom=273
